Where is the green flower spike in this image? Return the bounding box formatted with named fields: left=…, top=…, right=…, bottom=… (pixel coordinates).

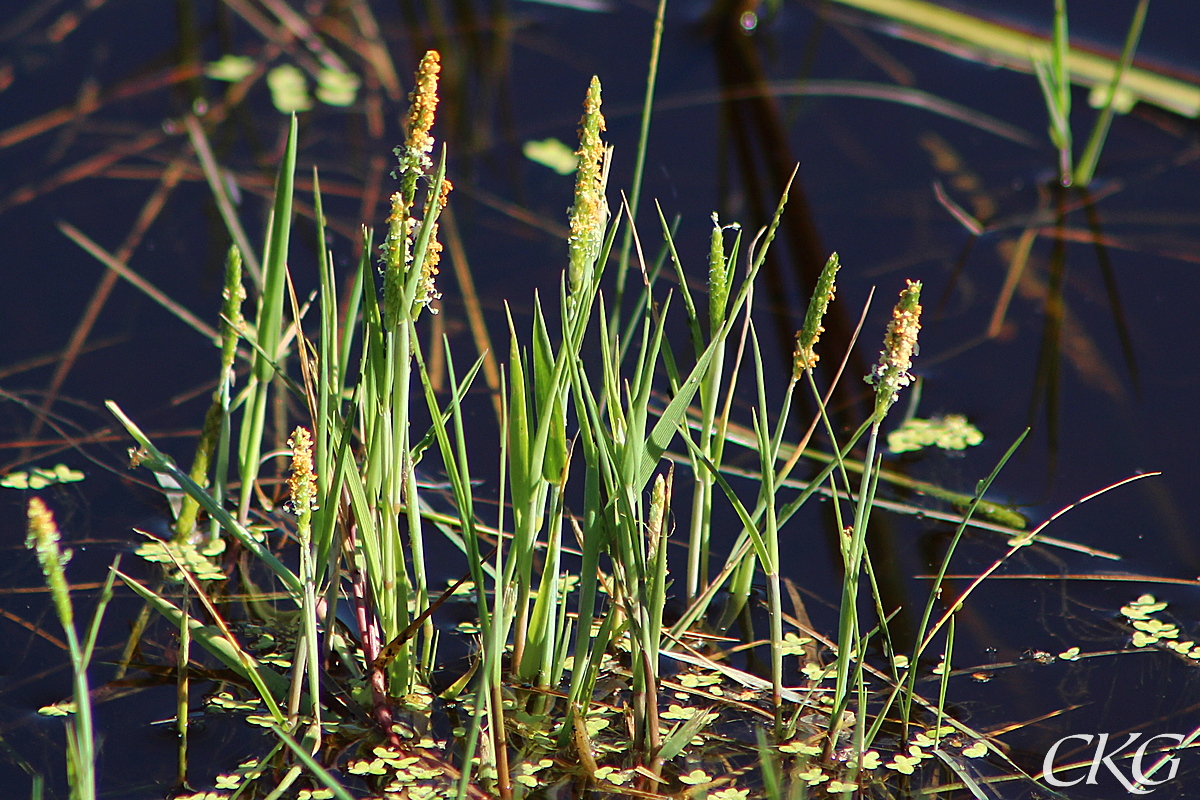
left=568, top=76, right=608, bottom=293
left=793, top=252, right=840, bottom=377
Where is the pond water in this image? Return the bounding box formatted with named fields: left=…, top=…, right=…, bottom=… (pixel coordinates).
left=2, top=0, right=1200, bottom=797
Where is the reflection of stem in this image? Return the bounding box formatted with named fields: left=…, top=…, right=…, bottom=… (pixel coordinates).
left=988, top=223, right=1039, bottom=338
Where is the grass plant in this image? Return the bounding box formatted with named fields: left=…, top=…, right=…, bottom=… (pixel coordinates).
left=21, top=32, right=1147, bottom=800
left=24, top=499, right=119, bottom=800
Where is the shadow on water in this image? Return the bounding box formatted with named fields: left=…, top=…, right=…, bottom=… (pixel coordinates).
left=4, top=0, right=1200, bottom=797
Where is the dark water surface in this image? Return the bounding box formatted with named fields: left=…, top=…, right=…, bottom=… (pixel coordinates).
left=3, top=0, right=1200, bottom=797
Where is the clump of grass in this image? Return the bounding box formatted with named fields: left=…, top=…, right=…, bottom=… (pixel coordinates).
left=26, top=47, right=1076, bottom=800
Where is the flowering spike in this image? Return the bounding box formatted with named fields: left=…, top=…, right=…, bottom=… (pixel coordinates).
left=396, top=51, right=441, bottom=203
left=287, top=426, right=319, bottom=517
left=381, top=51, right=451, bottom=326
left=708, top=213, right=740, bottom=333
left=568, top=76, right=608, bottom=293
left=793, top=252, right=840, bottom=377
left=26, top=497, right=74, bottom=628
left=866, top=280, right=922, bottom=413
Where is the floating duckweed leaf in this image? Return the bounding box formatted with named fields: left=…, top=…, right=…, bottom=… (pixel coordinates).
left=861, top=751, right=882, bottom=769
left=315, top=69, right=360, bottom=107
left=348, top=758, right=389, bottom=776
left=2, top=464, right=85, bottom=490
left=207, top=692, right=259, bottom=712
left=827, top=780, right=858, bottom=792
left=798, top=767, right=829, bottom=785
left=205, top=54, right=256, bottom=82
left=214, top=774, right=241, bottom=789
left=1132, top=631, right=1158, bottom=647
left=38, top=702, right=73, bottom=716
left=892, top=654, right=910, bottom=669
left=679, top=769, right=711, bottom=786
left=711, top=788, right=749, bottom=800
left=781, top=631, right=813, bottom=655
left=962, top=741, right=989, bottom=758
left=594, top=766, right=633, bottom=785
left=888, top=414, right=983, bottom=453
left=680, top=672, right=722, bottom=688
left=885, top=753, right=922, bottom=774
left=297, top=790, right=335, bottom=800
left=661, top=704, right=700, bottom=720
left=780, top=741, right=823, bottom=756
left=523, top=138, right=579, bottom=175
left=267, top=64, right=311, bottom=113
left=1133, top=618, right=1178, bottom=638
left=1121, top=594, right=1168, bottom=619
left=245, top=714, right=276, bottom=728
left=135, top=536, right=226, bottom=581
left=802, top=662, right=831, bottom=681
left=1058, top=646, right=1081, bottom=661
left=585, top=716, right=609, bottom=737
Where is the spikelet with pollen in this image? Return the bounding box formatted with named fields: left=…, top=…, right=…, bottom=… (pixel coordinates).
left=866, top=279, right=922, bottom=413
left=382, top=51, right=450, bottom=326
left=793, top=252, right=840, bottom=378
left=568, top=76, right=609, bottom=294
left=287, top=426, right=318, bottom=518
left=396, top=50, right=440, bottom=207
left=26, top=497, right=74, bottom=628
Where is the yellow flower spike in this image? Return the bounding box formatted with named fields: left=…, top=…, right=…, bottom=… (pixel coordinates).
left=287, top=427, right=318, bottom=518
left=398, top=51, right=441, bottom=187
left=26, top=497, right=74, bottom=628
left=567, top=76, right=608, bottom=294
left=793, top=252, right=840, bottom=376
left=865, top=279, right=922, bottom=415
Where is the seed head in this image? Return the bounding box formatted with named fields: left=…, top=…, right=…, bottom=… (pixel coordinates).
left=866, top=280, right=922, bottom=412
left=287, top=426, right=319, bottom=515
left=402, top=52, right=440, bottom=170
left=568, top=76, right=608, bottom=293
left=26, top=497, right=74, bottom=626
left=793, top=252, right=840, bottom=377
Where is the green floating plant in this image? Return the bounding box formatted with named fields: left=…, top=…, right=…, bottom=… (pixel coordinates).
left=267, top=64, right=312, bottom=113
left=887, top=414, right=984, bottom=453
left=134, top=536, right=226, bottom=581
left=523, top=138, right=578, bottom=174
left=1, top=463, right=84, bottom=490
left=204, top=54, right=255, bottom=82
left=316, top=69, right=360, bottom=107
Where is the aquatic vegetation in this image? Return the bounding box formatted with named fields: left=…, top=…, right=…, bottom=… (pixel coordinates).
left=8, top=3, right=1193, bottom=798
